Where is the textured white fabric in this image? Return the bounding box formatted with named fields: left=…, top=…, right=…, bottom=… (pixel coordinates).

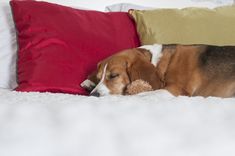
left=0, top=2, right=17, bottom=89
left=192, top=0, right=233, bottom=4
left=105, top=3, right=151, bottom=12
left=0, top=89, right=235, bottom=156
left=105, top=0, right=234, bottom=12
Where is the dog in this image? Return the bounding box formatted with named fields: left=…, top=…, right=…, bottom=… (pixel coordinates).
left=81, top=44, right=235, bottom=97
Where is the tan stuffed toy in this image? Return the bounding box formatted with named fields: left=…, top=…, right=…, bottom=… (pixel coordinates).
left=125, top=79, right=153, bottom=95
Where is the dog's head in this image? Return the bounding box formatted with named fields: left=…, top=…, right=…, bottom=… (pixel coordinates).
left=81, top=48, right=163, bottom=96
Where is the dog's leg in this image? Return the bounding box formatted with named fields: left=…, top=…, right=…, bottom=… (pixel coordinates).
left=164, top=84, right=190, bottom=96
left=80, top=70, right=98, bottom=92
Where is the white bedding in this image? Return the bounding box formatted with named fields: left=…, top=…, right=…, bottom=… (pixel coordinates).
left=0, top=89, right=235, bottom=156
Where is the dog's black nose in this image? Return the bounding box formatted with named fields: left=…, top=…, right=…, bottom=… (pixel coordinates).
left=90, top=91, right=100, bottom=97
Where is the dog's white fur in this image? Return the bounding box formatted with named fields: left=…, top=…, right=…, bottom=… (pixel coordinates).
left=90, top=63, right=110, bottom=96
left=140, top=44, right=163, bottom=67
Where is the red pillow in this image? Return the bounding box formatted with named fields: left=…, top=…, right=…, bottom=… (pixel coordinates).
left=10, top=0, right=140, bottom=95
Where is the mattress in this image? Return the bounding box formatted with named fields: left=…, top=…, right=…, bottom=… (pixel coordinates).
left=0, top=89, right=235, bottom=156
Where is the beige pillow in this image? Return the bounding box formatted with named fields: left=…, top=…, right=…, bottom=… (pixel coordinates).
left=129, top=6, right=235, bottom=46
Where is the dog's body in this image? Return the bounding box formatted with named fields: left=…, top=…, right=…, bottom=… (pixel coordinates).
left=82, top=44, right=235, bottom=97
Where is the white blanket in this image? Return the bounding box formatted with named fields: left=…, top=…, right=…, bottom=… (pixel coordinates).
left=0, top=89, right=235, bottom=156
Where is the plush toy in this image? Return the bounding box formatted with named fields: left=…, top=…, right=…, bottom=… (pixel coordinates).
left=125, top=79, right=153, bottom=95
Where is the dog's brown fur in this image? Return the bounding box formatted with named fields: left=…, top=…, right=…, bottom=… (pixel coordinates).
left=87, top=45, right=235, bottom=97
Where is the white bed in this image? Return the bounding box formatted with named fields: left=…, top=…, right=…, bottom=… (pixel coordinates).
left=0, top=89, right=235, bottom=156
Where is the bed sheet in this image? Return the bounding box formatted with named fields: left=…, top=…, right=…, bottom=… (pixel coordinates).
left=0, top=89, right=235, bottom=156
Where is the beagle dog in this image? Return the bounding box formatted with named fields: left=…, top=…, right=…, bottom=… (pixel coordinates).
left=81, top=44, right=235, bottom=97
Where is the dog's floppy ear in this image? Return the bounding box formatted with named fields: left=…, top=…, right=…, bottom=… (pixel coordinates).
left=87, top=70, right=99, bottom=85
left=137, top=48, right=152, bottom=62
left=126, top=58, right=162, bottom=90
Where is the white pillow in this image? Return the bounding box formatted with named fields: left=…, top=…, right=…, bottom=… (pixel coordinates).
left=105, top=0, right=234, bottom=12
left=105, top=3, right=151, bottom=12
left=0, top=2, right=17, bottom=89
left=192, top=0, right=233, bottom=4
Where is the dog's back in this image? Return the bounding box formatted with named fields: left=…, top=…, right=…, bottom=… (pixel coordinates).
left=196, top=46, right=235, bottom=97
left=199, top=46, right=235, bottom=79
left=161, top=45, right=235, bottom=97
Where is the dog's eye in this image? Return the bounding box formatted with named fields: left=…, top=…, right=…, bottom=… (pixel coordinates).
left=109, top=73, right=119, bottom=79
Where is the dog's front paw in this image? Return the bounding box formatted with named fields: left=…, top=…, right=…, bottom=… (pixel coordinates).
left=80, top=79, right=96, bottom=92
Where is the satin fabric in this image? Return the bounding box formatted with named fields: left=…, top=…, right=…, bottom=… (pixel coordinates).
left=10, top=0, right=140, bottom=95
left=130, top=6, right=235, bottom=46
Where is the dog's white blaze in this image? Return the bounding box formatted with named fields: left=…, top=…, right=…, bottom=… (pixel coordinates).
left=94, top=83, right=110, bottom=96
left=140, top=44, right=163, bottom=66
left=90, top=63, right=110, bottom=96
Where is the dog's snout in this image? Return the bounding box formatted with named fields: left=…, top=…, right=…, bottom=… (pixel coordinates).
left=90, top=91, right=100, bottom=97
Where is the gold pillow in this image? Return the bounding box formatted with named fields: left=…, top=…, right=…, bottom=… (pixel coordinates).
left=129, top=6, right=235, bottom=46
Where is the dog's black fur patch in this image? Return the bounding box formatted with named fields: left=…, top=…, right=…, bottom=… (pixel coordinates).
left=199, top=46, right=235, bottom=79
